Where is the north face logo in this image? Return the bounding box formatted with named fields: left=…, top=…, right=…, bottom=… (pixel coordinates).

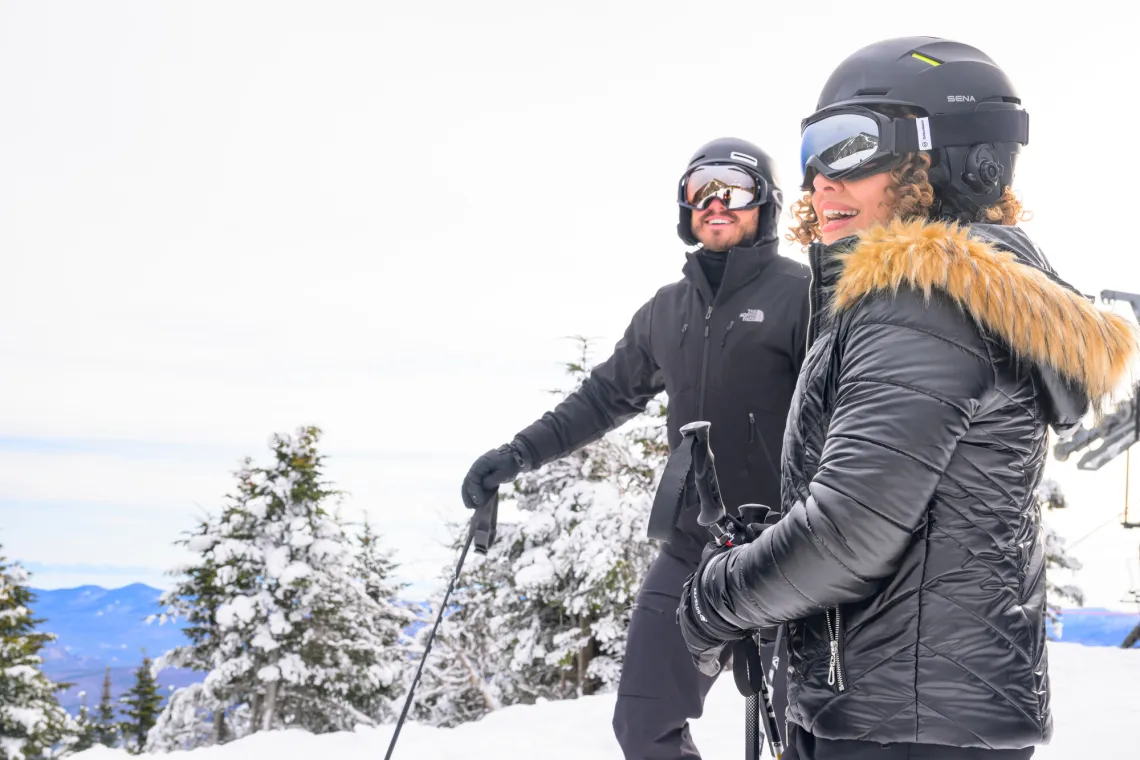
left=740, top=309, right=764, bottom=323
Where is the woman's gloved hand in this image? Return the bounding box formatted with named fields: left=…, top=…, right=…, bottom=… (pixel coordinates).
left=676, top=545, right=747, bottom=677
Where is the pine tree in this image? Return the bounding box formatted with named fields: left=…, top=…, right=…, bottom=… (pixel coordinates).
left=1037, top=477, right=1085, bottom=639
left=411, top=338, right=665, bottom=726
left=408, top=522, right=516, bottom=727
left=144, top=683, right=216, bottom=753
left=350, top=516, right=417, bottom=722
left=147, top=514, right=237, bottom=749
left=70, top=692, right=97, bottom=753
left=118, top=652, right=164, bottom=753
left=149, top=426, right=415, bottom=748
left=0, top=547, right=76, bottom=760
left=507, top=338, right=664, bottom=696
left=92, top=667, right=119, bottom=748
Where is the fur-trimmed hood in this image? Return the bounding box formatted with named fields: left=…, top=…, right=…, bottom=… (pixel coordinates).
left=819, top=218, right=1140, bottom=421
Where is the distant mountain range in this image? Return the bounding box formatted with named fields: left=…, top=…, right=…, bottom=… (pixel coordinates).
left=28, top=583, right=1136, bottom=716
left=29, top=584, right=202, bottom=714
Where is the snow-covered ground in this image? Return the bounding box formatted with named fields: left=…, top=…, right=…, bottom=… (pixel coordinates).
left=74, top=642, right=1137, bottom=760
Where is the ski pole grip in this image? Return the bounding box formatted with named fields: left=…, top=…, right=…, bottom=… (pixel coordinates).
left=472, top=491, right=498, bottom=555
left=680, top=421, right=726, bottom=528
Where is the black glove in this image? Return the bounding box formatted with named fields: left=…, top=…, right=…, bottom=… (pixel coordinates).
left=676, top=545, right=747, bottom=677
left=461, top=442, right=529, bottom=510
left=678, top=504, right=783, bottom=675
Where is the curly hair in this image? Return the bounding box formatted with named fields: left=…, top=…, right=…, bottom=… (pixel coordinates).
left=785, top=152, right=1030, bottom=249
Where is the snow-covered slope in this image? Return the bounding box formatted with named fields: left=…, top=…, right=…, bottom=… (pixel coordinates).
left=73, top=642, right=1138, bottom=760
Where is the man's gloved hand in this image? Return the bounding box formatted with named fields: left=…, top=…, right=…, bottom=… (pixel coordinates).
left=676, top=545, right=747, bottom=677
left=461, top=442, right=529, bottom=510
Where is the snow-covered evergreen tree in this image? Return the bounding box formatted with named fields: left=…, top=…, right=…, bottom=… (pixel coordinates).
left=411, top=338, right=666, bottom=726
left=148, top=511, right=237, bottom=750
left=93, top=667, right=119, bottom=748
left=1037, top=477, right=1085, bottom=639
left=0, top=548, right=76, bottom=760
left=149, top=426, right=414, bottom=748
left=71, top=691, right=98, bottom=753
left=349, top=516, right=417, bottom=722
left=118, top=652, right=164, bottom=754
left=407, top=524, right=515, bottom=728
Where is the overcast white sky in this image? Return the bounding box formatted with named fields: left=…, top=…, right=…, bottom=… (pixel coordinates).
left=2, top=0, right=1139, bottom=609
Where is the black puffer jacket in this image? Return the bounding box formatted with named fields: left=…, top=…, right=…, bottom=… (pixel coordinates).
left=700, top=219, right=1140, bottom=749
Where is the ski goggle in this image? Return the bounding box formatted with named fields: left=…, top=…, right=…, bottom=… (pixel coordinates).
left=677, top=163, right=771, bottom=211
left=798, top=105, right=1030, bottom=190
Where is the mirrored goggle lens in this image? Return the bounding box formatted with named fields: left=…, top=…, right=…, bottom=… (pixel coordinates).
left=800, top=113, right=882, bottom=173
left=684, top=165, right=759, bottom=209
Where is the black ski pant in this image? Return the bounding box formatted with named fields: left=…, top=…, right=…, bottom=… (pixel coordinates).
left=613, top=547, right=788, bottom=760
left=613, top=548, right=721, bottom=760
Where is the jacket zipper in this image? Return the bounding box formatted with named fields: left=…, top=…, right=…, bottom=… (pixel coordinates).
left=806, top=243, right=821, bottom=350
left=696, top=305, right=713, bottom=419
left=720, top=319, right=735, bottom=347
left=825, top=606, right=847, bottom=692
left=748, top=411, right=780, bottom=481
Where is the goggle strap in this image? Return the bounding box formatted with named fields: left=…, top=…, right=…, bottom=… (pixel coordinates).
left=894, top=109, right=1029, bottom=153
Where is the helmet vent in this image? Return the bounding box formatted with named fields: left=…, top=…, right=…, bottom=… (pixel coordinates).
left=910, top=52, right=942, bottom=66
left=854, top=87, right=891, bottom=96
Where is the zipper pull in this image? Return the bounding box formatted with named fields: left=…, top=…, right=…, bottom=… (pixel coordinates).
left=721, top=320, right=735, bottom=347
left=828, top=641, right=838, bottom=686
left=748, top=412, right=755, bottom=442
left=705, top=305, right=713, bottom=320
left=679, top=323, right=689, bottom=347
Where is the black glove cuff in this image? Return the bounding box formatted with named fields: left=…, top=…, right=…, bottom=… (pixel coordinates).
left=690, top=551, right=744, bottom=641
left=506, top=438, right=536, bottom=472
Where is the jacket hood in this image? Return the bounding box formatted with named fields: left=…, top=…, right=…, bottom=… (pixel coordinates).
left=827, top=218, right=1140, bottom=429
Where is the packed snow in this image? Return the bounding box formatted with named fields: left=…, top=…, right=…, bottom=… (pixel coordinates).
left=71, top=642, right=1138, bottom=760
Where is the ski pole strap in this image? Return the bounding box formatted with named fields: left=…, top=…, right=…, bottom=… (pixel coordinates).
left=767, top=624, right=785, bottom=686
left=647, top=433, right=695, bottom=541
left=732, top=636, right=766, bottom=697
left=472, top=491, right=499, bottom=555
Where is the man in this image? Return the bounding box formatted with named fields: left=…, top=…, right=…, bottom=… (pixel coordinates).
left=461, top=136, right=810, bottom=760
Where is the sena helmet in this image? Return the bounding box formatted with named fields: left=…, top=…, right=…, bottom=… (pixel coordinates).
left=799, top=36, right=1029, bottom=221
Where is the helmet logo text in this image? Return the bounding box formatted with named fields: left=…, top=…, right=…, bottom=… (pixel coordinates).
left=916, top=117, right=933, bottom=151
left=730, top=151, right=759, bottom=167
left=947, top=95, right=976, bottom=103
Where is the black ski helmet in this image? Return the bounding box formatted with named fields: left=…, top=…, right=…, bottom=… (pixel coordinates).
left=676, top=137, right=784, bottom=247
left=802, top=36, right=1029, bottom=221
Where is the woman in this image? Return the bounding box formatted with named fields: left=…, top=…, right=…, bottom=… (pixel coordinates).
left=676, top=36, right=1140, bottom=759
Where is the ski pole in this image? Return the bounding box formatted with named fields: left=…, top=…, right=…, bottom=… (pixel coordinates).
left=383, top=492, right=498, bottom=760
left=679, top=421, right=784, bottom=759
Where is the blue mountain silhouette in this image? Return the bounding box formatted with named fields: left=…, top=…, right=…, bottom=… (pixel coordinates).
left=30, top=584, right=202, bottom=714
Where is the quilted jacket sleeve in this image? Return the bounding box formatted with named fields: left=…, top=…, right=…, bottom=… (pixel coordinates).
left=704, top=288, right=996, bottom=631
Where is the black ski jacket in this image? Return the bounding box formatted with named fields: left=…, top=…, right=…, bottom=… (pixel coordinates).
left=698, top=218, right=1140, bottom=749
left=512, top=239, right=811, bottom=562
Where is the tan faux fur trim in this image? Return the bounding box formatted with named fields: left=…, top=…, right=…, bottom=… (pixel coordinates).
left=831, top=218, right=1140, bottom=406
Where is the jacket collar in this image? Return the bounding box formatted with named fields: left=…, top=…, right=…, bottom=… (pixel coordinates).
left=804, top=236, right=850, bottom=346
left=819, top=217, right=1140, bottom=411
left=682, top=237, right=780, bottom=305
